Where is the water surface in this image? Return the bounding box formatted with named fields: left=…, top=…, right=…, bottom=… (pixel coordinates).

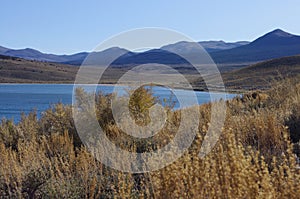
left=0, top=84, right=235, bottom=122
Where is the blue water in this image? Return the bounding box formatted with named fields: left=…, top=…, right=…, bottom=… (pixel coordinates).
left=0, top=84, right=235, bottom=123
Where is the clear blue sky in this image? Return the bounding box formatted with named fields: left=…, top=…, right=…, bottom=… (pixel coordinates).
left=0, top=0, right=299, bottom=54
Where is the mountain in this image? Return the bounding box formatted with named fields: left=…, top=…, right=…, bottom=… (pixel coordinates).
left=211, top=29, right=300, bottom=63
left=0, top=40, right=250, bottom=66
left=0, top=46, right=89, bottom=63
left=0, top=46, right=134, bottom=66
left=112, top=40, right=250, bottom=66
left=200, top=41, right=250, bottom=52
left=1, top=29, right=300, bottom=67
left=58, top=52, right=89, bottom=65
left=60, top=47, right=133, bottom=65
left=112, top=29, right=300, bottom=66
left=0, top=40, right=249, bottom=65
left=76, top=47, right=134, bottom=66
left=0, top=46, right=9, bottom=54
left=3, top=48, right=62, bottom=62
left=161, top=40, right=249, bottom=53
left=112, top=49, right=189, bottom=65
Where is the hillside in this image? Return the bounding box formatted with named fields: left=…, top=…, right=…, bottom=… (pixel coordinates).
left=0, top=55, right=134, bottom=84
left=1, top=53, right=300, bottom=92
left=222, top=55, right=300, bottom=90
left=0, top=55, right=78, bottom=83
left=191, top=55, right=300, bottom=91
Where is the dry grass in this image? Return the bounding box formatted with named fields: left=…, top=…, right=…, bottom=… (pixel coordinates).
left=0, top=76, right=300, bottom=198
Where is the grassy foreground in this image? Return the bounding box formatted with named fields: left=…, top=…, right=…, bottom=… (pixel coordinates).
left=0, top=77, right=300, bottom=198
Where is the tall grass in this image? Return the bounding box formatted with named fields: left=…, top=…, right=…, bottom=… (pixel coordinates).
left=0, top=76, right=300, bottom=198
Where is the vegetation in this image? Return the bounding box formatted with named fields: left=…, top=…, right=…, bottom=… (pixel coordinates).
left=0, top=76, right=299, bottom=198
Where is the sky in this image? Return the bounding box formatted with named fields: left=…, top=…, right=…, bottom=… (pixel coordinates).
left=0, top=0, right=299, bottom=54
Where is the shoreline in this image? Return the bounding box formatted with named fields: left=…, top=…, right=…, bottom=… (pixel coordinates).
left=0, top=82, right=245, bottom=94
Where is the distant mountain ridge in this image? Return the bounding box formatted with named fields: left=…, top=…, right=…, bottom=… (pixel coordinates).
left=1, top=29, right=300, bottom=66
left=211, top=29, right=300, bottom=63
left=0, top=47, right=89, bottom=63
left=0, top=46, right=9, bottom=54
left=161, top=40, right=249, bottom=53
left=112, top=29, right=300, bottom=65
left=0, top=40, right=250, bottom=65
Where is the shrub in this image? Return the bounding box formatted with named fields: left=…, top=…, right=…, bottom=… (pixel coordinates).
left=0, top=77, right=300, bottom=198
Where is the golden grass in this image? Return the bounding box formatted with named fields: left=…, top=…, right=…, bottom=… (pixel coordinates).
left=0, top=76, right=300, bottom=198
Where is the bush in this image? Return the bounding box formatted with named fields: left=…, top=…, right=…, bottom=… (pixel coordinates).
left=0, top=78, right=300, bottom=198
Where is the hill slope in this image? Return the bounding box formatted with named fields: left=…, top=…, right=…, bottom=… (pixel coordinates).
left=222, top=55, right=300, bottom=90
left=0, top=55, right=78, bottom=83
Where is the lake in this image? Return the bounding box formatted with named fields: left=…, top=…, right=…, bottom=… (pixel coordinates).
left=0, top=84, right=236, bottom=123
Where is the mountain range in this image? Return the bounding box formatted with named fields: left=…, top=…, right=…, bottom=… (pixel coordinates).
left=211, top=29, right=300, bottom=63
left=1, top=29, right=300, bottom=66
left=0, top=40, right=248, bottom=65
